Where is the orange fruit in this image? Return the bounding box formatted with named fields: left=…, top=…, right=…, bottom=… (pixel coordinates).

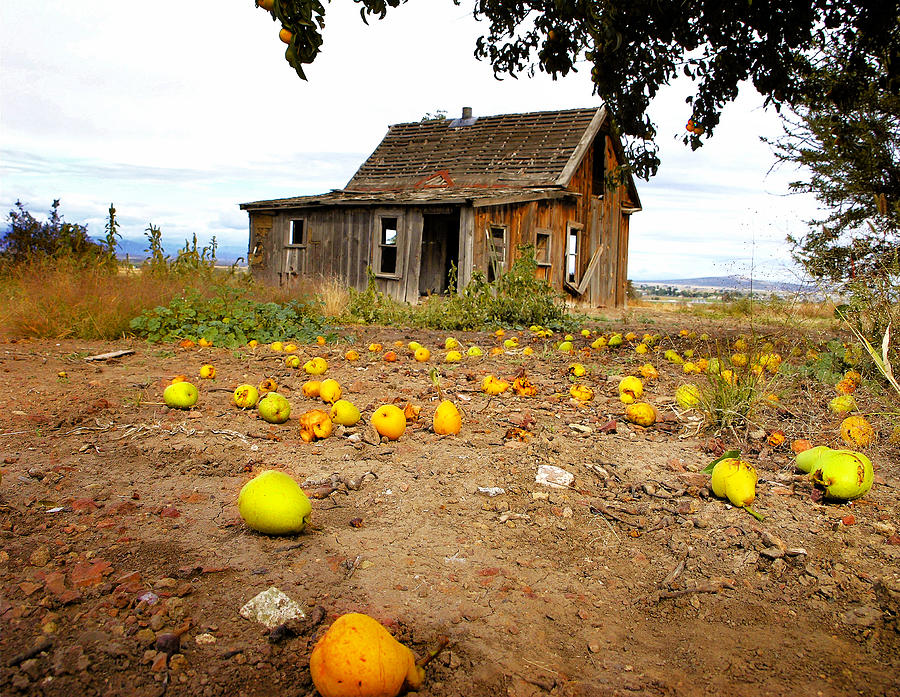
left=840, top=415, right=874, bottom=447
left=279, top=27, right=293, bottom=44
left=371, top=404, right=406, bottom=440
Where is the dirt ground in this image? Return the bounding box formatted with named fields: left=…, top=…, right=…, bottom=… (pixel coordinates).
left=1, top=317, right=898, bottom=697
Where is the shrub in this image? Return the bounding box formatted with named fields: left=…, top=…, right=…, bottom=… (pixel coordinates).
left=128, top=286, right=332, bottom=347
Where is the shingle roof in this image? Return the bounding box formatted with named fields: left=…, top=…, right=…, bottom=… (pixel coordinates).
left=239, top=106, right=641, bottom=211
left=345, top=107, right=603, bottom=192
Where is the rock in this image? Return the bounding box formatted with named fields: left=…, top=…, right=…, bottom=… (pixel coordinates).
left=19, top=658, right=43, bottom=681
left=239, top=587, right=305, bottom=630
left=841, top=606, right=882, bottom=627
left=52, top=645, right=90, bottom=675
left=29, top=546, right=51, bottom=567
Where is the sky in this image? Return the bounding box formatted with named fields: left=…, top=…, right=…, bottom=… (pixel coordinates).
left=0, top=1, right=821, bottom=282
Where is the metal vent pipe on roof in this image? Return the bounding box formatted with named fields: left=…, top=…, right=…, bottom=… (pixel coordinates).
left=461, top=106, right=473, bottom=119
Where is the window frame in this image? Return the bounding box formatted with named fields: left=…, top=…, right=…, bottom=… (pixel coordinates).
left=487, top=223, right=508, bottom=282
left=285, top=217, right=307, bottom=248
left=534, top=228, right=552, bottom=267
left=373, top=213, right=404, bottom=279
left=565, top=221, right=584, bottom=285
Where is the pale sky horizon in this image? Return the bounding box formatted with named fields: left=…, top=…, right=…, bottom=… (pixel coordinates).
left=1, top=1, right=823, bottom=282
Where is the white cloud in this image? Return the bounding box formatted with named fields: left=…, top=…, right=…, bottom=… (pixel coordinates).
left=0, top=1, right=821, bottom=278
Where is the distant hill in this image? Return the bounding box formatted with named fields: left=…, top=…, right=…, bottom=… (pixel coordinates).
left=109, top=237, right=248, bottom=266
left=633, top=275, right=811, bottom=293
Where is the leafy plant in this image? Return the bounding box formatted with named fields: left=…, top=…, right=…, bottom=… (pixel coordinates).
left=129, top=287, right=333, bottom=348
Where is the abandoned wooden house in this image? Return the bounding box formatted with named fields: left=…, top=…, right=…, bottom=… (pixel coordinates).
left=239, top=106, right=641, bottom=307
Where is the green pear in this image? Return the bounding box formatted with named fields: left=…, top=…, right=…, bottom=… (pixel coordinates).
left=795, top=445, right=832, bottom=473
left=163, top=381, right=198, bottom=409
left=257, top=392, right=291, bottom=424
left=238, top=470, right=311, bottom=535
left=810, top=449, right=874, bottom=500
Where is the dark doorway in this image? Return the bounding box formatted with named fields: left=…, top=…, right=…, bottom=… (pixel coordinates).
left=419, top=211, right=460, bottom=295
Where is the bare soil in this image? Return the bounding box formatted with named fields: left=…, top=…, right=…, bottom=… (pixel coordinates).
left=1, top=319, right=898, bottom=697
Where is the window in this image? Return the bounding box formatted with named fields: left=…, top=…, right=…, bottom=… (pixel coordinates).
left=487, top=225, right=507, bottom=282
left=535, top=229, right=552, bottom=267
left=565, top=222, right=583, bottom=284
left=287, top=219, right=306, bottom=247
left=376, top=216, right=400, bottom=277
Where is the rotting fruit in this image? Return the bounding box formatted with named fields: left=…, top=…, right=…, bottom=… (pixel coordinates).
left=810, top=449, right=874, bottom=501
left=618, top=376, right=643, bottom=404
left=795, top=445, right=831, bottom=473
left=298, top=409, right=333, bottom=442
left=840, top=415, right=874, bottom=447
left=625, top=402, right=656, bottom=426
left=233, top=384, right=259, bottom=409
left=309, top=612, right=423, bottom=697
left=710, top=458, right=757, bottom=507
left=238, top=470, right=311, bottom=535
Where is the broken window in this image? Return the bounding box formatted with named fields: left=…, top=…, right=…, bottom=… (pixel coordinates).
left=487, top=225, right=507, bottom=282
left=287, top=218, right=306, bottom=246
left=535, top=229, right=552, bottom=267
left=566, top=222, right=583, bottom=284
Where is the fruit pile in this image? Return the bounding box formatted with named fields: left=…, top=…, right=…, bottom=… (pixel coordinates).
left=156, top=322, right=885, bottom=693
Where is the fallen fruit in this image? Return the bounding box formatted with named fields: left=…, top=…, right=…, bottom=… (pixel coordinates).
left=163, top=382, right=198, bottom=409
left=795, top=445, right=831, bottom=473
left=258, top=392, right=291, bottom=424
left=330, top=399, right=361, bottom=426
left=625, top=402, right=656, bottom=426
left=304, top=357, right=328, bottom=375
left=318, top=378, right=342, bottom=404
left=344, top=349, right=360, bottom=361
left=444, top=350, right=463, bottom=363
left=284, top=355, right=301, bottom=369
left=638, top=363, right=659, bottom=380
left=310, top=613, right=423, bottom=697
left=568, top=363, right=587, bottom=377
left=445, top=337, right=459, bottom=349
left=238, top=470, right=311, bottom=535
left=710, top=458, right=757, bottom=507
left=302, top=380, right=322, bottom=398
left=840, top=415, right=874, bottom=447
left=569, top=384, right=594, bottom=402
left=199, top=364, right=216, bottom=379
left=414, top=347, right=431, bottom=362
left=675, top=384, right=702, bottom=410
left=466, top=345, right=483, bottom=357
left=791, top=439, right=812, bottom=454
left=270, top=341, right=284, bottom=353
left=259, top=377, right=278, bottom=394
left=482, top=375, right=510, bottom=395
left=828, top=395, right=857, bottom=414
left=298, top=409, right=333, bottom=442
left=371, top=404, right=406, bottom=440
left=433, top=400, right=461, bottom=435
left=618, top=375, right=643, bottom=404
left=512, top=376, right=537, bottom=397
left=810, top=449, right=874, bottom=500
left=233, top=384, right=259, bottom=409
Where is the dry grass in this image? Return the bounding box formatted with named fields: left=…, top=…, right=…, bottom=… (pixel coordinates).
left=0, top=262, right=201, bottom=340
left=266, top=274, right=350, bottom=318
left=0, top=264, right=353, bottom=341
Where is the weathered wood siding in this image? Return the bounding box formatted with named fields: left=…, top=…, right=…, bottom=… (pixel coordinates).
left=471, top=132, right=636, bottom=307
left=247, top=205, right=473, bottom=304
